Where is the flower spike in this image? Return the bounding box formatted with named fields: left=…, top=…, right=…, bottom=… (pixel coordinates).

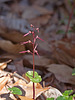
left=20, top=24, right=43, bottom=99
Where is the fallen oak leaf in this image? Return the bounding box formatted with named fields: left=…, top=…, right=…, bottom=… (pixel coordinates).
left=0, top=63, right=7, bottom=70
left=0, top=98, right=7, bottom=100
left=12, top=80, right=49, bottom=99
left=0, top=30, right=33, bottom=51
left=0, top=16, right=30, bottom=33
left=18, top=96, right=33, bottom=100
left=53, top=41, right=75, bottom=59
left=44, top=86, right=62, bottom=99
left=0, top=40, right=25, bottom=54
left=47, top=64, right=75, bottom=85
left=0, top=76, right=10, bottom=91
left=0, top=59, right=12, bottom=70
left=23, top=55, right=50, bottom=66
left=0, top=30, right=32, bottom=43
left=28, top=15, right=51, bottom=27
left=12, top=80, right=42, bottom=88
left=53, top=48, right=75, bottom=67
left=22, top=5, right=52, bottom=19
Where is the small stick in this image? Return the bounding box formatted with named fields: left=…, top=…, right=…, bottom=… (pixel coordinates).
left=13, top=72, right=29, bottom=84
left=64, top=0, right=75, bottom=37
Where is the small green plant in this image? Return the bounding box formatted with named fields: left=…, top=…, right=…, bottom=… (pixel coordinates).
left=8, top=87, right=22, bottom=95
left=46, top=90, right=75, bottom=100
left=26, top=71, right=42, bottom=83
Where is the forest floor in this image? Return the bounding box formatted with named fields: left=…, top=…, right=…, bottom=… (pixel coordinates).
left=0, top=0, right=75, bottom=100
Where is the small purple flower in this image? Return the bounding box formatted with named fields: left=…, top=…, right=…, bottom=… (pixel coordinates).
left=34, top=44, right=40, bottom=57
left=34, top=50, right=40, bottom=57
left=34, top=35, right=44, bottom=43
left=30, top=24, right=34, bottom=27
left=36, top=28, right=39, bottom=33
left=19, top=50, right=33, bottom=54
left=19, top=51, right=28, bottom=53
left=24, top=31, right=31, bottom=37
left=21, top=40, right=32, bottom=45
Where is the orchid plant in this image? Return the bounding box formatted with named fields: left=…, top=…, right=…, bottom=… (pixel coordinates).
left=20, top=24, right=43, bottom=99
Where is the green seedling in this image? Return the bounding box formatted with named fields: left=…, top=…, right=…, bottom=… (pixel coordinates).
left=46, top=90, right=75, bottom=100
left=8, top=87, right=22, bottom=95
left=26, top=71, right=42, bottom=83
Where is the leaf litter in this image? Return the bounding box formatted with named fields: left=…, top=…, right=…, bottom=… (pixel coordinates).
left=0, top=0, right=75, bottom=99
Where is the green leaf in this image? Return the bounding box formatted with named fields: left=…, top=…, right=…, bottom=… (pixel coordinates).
left=57, top=96, right=66, bottom=100
left=46, top=98, right=54, bottom=100
left=73, top=94, right=75, bottom=97
left=8, top=87, right=22, bottom=95
left=68, top=96, right=73, bottom=100
left=46, top=90, right=74, bottom=100
left=63, top=90, right=73, bottom=96
left=26, top=71, right=42, bottom=83
left=72, top=68, right=75, bottom=75
left=57, top=95, right=73, bottom=100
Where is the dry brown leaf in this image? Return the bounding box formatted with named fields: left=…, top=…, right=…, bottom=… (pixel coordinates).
left=22, top=5, right=52, bottom=19
left=14, top=60, right=26, bottom=75
left=0, top=53, right=23, bottom=60
left=0, top=30, right=32, bottom=43
left=53, top=48, right=75, bottom=67
left=0, top=93, right=17, bottom=100
left=0, top=59, right=11, bottom=70
left=47, top=64, right=75, bottom=85
left=0, top=58, right=12, bottom=64
left=0, top=63, right=7, bottom=70
left=33, top=0, right=50, bottom=6
left=0, top=70, right=9, bottom=77
left=28, top=15, right=51, bottom=27
left=0, top=76, right=10, bottom=91
left=0, top=98, right=6, bottom=100
left=13, top=80, right=49, bottom=99
left=0, top=71, right=48, bottom=99
left=0, top=16, right=30, bottom=33
left=18, top=96, right=33, bottom=100
left=54, top=41, right=75, bottom=58
left=0, top=40, right=25, bottom=54
left=24, top=55, right=50, bottom=66
left=44, top=86, right=62, bottom=99
left=11, top=3, right=27, bottom=14
left=53, top=41, right=75, bottom=67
